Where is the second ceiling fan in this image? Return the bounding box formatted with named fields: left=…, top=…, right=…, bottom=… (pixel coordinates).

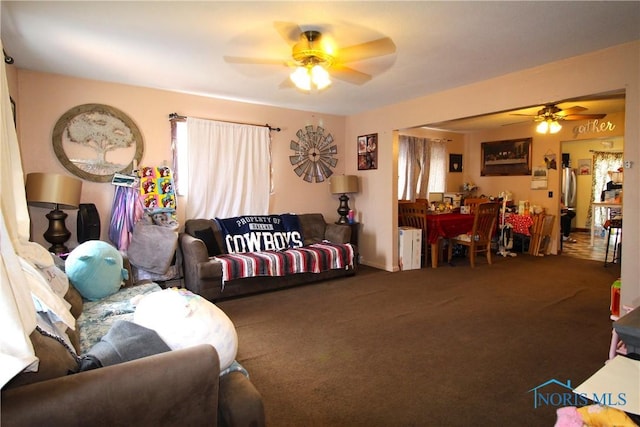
left=224, top=22, right=396, bottom=91
left=510, top=103, right=607, bottom=134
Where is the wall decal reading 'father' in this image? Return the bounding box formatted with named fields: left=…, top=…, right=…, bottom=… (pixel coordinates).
left=215, top=214, right=304, bottom=253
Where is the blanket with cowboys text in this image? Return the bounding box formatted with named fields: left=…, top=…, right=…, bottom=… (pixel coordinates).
left=216, top=214, right=303, bottom=253
left=214, top=242, right=355, bottom=286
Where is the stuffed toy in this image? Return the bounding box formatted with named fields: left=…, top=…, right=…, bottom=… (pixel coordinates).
left=65, top=240, right=128, bottom=301
left=133, top=288, right=238, bottom=371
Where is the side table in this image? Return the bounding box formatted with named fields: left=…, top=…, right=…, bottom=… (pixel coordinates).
left=346, top=222, right=359, bottom=247
left=337, top=222, right=360, bottom=263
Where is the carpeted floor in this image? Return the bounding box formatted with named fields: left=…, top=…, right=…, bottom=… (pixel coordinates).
left=217, top=253, right=620, bottom=426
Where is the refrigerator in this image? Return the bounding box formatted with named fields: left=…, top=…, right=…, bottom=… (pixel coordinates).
left=562, top=167, right=577, bottom=208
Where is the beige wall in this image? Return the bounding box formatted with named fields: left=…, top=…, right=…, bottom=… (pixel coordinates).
left=9, top=41, right=640, bottom=309
left=14, top=70, right=347, bottom=249
left=346, top=41, right=639, bottom=308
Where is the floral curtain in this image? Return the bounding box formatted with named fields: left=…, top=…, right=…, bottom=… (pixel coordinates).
left=586, top=151, right=623, bottom=230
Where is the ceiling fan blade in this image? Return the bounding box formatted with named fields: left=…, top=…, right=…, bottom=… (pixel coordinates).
left=509, top=113, right=537, bottom=117
left=502, top=119, right=533, bottom=127
left=556, top=106, right=587, bottom=117
left=561, top=113, right=607, bottom=121
left=331, top=64, right=371, bottom=85
left=274, top=21, right=303, bottom=46
left=278, top=77, right=296, bottom=89
left=224, top=56, right=287, bottom=66
left=338, top=37, right=396, bottom=63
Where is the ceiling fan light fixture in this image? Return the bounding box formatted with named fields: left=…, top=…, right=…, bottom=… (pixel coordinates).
left=311, top=64, right=331, bottom=90
left=536, top=120, right=549, bottom=134
left=536, top=119, right=562, bottom=134
left=290, top=64, right=331, bottom=91
left=290, top=66, right=312, bottom=91
left=549, top=120, right=562, bottom=134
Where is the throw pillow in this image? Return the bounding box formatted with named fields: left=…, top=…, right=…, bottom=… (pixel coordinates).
left=65, top=241, right=128, bottom=301
left=127, top=222, right=178, bottom=274
left=194, top=227, right=222, bottom=257
left=133, top=288, right=238, bottom=372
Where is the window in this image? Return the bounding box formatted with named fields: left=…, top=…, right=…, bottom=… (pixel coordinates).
left=172, top=117, right=271, bottom=218
left=398, top=135, right=446, bottom=200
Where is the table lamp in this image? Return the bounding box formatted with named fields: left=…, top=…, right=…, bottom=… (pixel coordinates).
left=330, top=175, right=359, bottom=224
left=25, top=172, right=83, bottom=254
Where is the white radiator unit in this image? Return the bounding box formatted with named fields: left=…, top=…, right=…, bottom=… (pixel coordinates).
left=398, top=227, right=422, bottom=270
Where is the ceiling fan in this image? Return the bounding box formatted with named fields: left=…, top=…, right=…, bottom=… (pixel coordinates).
left=224, top=22, right=396, bottom=91
left=509, top=103, right=607, bottom=134
left=511, top=104, right=607, bottom=122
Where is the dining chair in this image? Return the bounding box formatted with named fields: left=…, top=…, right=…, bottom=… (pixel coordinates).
left=447, top=202, right=501, bottom=267
left=398, top=202, right=429, bottom=266
left=463, top=197, right=490, bottom=215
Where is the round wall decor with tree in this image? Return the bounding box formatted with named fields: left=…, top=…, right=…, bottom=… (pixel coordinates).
left=289, top=125, right=338, bottom=183
left=52, top=103, right=144, bottom=182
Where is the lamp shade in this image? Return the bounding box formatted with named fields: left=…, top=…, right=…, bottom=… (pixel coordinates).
left=330, top=175, right=359, bottom=194
left=25, top=172, right=82, bottom=209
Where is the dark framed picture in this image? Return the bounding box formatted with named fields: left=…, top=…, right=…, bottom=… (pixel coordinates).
left=481, top=137, right=532, bottom=176
left=357, top=133, right=378, bottom=170
left=449, top=154, right=463, bottom=172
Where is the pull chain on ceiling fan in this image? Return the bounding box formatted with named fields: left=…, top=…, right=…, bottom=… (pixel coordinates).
left=224, top=22, right=396, bottom=92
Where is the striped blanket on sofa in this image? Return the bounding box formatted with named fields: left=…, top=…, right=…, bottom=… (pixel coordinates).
left=214, top=242, right=355, bottom=285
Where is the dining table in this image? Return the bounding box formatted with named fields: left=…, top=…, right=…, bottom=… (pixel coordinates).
left=502, top=213, right=534, bottom=236
left=425, top=211, right=475, bottom=268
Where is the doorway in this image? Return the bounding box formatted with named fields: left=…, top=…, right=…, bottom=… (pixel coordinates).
left=560, top=136, right=624, bottom=264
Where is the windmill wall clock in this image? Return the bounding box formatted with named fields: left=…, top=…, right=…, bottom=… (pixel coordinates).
left=289, top=125, right=337, bottom=182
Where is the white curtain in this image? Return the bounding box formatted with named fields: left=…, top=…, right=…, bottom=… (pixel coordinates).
left=0, top=39, right=38, bottom=386
left=185, top=118, right=271, bottom=219
left=427, top=140, right=446, bottom=194
left=398, top=136, right=445, bottom=200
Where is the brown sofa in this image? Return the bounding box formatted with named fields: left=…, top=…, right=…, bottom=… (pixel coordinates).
left=180, top=213, right=357, bottom=301
left=1, top=285, right=265, bottom=427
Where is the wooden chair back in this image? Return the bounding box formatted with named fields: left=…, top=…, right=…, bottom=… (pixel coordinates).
left=448, top=202, right=501, bottom=267
left=464, top=198, right=490, bottom=215
left=470, top=202, right=501, bottom=244
left=398, top=202, right=428, bottom=231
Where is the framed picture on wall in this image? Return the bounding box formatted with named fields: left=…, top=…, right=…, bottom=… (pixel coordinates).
left=449, top=154, right=463, bottom=172
left=481, top=137, right=532, bottom=176
left=578, top=158, right=591, bottom=175
left=358, top=133, right=378, bottom=170
left=52, top=103, right=144, bottom=183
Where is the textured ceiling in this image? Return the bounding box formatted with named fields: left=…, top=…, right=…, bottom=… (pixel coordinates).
left=2, top=1, right=638, bottom=127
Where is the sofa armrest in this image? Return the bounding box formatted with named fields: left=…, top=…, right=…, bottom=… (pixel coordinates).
left=180, top=232, right=211, bottom=263
left=218, top=371, right=265, bottom=427
left=325, top=223, right=351, bottom=244
left=180, top=233, right=224, bottom=299
left=2, top=345, right=220, bottom=427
